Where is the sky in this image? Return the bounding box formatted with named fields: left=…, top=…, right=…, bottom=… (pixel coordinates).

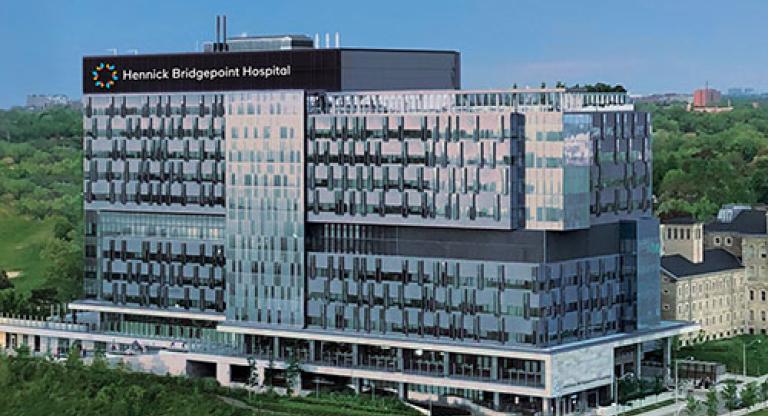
left=0, top=0, right=767, bottom=108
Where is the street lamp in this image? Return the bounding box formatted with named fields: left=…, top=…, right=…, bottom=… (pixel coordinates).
left=743, top=339, right=762, bottom=379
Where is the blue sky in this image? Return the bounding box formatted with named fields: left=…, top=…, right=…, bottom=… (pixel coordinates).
left=1, top=0, right=766, bottom=108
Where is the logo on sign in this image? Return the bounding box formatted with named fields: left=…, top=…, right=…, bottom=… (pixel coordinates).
left=92, top=63, right=118, bottom=89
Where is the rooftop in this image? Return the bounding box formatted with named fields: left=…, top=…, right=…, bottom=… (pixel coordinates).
left=705, top=208, right=767, bottom=235
left=661, top=217, right=699, bottom=225
left=661, top=248, right=743, bottom=279
left=307, top=89, right=634, bottom=115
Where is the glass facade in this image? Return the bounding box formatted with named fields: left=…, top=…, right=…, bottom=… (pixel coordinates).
left=306, top=113, right=525, bottom=229
left=224, top=91, right=306, bottom=327
left=83, top=93, right=227, bottom=311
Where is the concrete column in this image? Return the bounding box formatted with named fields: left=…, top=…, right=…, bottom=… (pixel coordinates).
left=291, top=372, right=302, bottom=397
left=397, top=347, right=404, bottom=371
left=352, top=344, right=359, bottom=366
left=443, top=352, right=450, bottom=377
left=493, top=392, right=501, bottom=410
left=663, top=337, right=672, bottom=384
left=216, top=362, right=230, bottom=386
left=273, top=336, right=280, bottom=359
left=634, top=343, right=642, bottom=379
left=257, top=366, right=266, bottom=387
left=353, top=377, right=362, bottom=394
left=398, top=382, right=408, bottom=400
left=542, top=398, right=552, bottom=416
left=308, top=340, right=315, bottom=362
left=491, top=356, right=499, bottom=380
left=555, top=397, right=561, bottom=416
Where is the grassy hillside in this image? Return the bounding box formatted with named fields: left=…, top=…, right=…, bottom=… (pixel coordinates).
left=0, top=353, right=417, bottom=416
left=0, top=207, right=54, bottom=294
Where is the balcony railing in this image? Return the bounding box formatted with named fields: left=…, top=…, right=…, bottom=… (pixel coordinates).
left=0, top=315, right=90, bottom=333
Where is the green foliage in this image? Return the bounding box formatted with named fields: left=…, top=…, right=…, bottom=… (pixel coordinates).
left=0, top=107, right=83, bottom=314
left=0, top=354, right=418, bottom=416
left=0, top=270, right=12, bottom=290
left=285, top=355, right=301, bottom=396
left=721, top=382, right=739, bottom=411
left=678, top=335, right=768, bottom=376
left=741, top=381, right=759, bottom=409
left=0, top=107, right=82, bottom=142
left=685, top=393, right=702, bottom=416
left=617, top=376, right=666, bottom=403
left=569, top=83, right=627, bottom=92
left=762, top=379, right=768, bottom=401
left=649, top=102, right=768, bottom=220
left=705, top=388, right=719, bottom=416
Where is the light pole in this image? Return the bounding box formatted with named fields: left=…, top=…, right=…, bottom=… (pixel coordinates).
left=743, top=339, right=762, bottom=379
left=613, top=372, right=634, bottom=411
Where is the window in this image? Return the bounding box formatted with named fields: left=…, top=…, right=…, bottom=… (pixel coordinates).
left=714, top=236, right=722, bottom=246
left=686, top=229, right=691, bottom=240
left=751, top=290, right=755, bottom=301
left=725, top=237, right=732, bottom=246
left=763, top=290, right=766, bottom=302
left=762, top=311, right=766, bottom=322
left=674, top=229, right=679, bottom=239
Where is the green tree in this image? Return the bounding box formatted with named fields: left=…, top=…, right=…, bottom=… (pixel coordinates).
left=741, top=381, right=759, bottom=409
left=761, top=379, right=768, bottom=402
left=721, top=382, right=740, bottom=412
left=685, top=393, right=702, bottom=415
left=65, top=344, right=82, bottom=368
left=285, top=354, right=301, bottom=396
left=0, top=270, right=13, bottom=290
left=706, top=388, right=719, bottom=416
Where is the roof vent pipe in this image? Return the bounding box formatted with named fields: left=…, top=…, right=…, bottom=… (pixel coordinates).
left=215, top=16, right=220, bottom=52
left=222, top=15, right=228, bottom=51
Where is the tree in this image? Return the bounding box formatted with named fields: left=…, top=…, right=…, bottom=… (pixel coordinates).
left=65, top=344, right=82, bottom=368
left=685, top=393, right=702, bottom=415
left=721, top=382, right=740, bottom=412
left=0, top=270, right=13, bottom=290
left=285, top=354, right=301, bottom=396
left=761, top=379, right=768, bottom=402
left=741, top=381, right=759, bottom=409
left=706, top=388, right=719, bottom=416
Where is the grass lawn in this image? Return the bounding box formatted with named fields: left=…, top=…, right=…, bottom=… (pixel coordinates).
left=621, top=399, right=676, bottom=416
left=0, top=207, right=53, bottom=294
left=677, top=335, right=768, bottom=376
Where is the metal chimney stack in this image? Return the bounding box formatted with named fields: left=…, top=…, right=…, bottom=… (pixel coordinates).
left=215, top=16, right=220, bottom=52
left=222, top=15, right=228, bottom=51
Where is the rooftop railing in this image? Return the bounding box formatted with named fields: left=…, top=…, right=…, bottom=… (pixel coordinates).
left=307, top=89, right=633, bottom=115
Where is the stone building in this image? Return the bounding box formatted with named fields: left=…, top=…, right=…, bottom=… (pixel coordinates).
left=660, top=219, right=746, bottom=344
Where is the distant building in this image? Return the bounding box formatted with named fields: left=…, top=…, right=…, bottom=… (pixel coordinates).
left=693, top=88, right=721, bottom=107
left=25, top=94, right=69, bottom=109
left=689, top=87, right=732, bottom=113
left=633, top=93, right=692, bottom=105
left=728, top=88, right=756, bottom=97
left=660, top=218, right=746, bottom=345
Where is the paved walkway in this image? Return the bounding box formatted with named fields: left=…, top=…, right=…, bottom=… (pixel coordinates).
left=618, top=373, right=768, bottom=416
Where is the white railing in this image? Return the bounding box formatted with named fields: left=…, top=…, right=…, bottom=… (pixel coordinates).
left=0, top=315, right=90, bottom=333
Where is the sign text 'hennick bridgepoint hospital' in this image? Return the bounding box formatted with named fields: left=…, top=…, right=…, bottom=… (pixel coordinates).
left=122, top=65, right=292, bottom=82
left=82, top=49, right=345, bottom=93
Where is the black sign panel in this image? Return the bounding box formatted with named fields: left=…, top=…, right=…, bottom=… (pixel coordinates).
left=83, top=49, right=341, bottom=94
